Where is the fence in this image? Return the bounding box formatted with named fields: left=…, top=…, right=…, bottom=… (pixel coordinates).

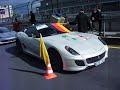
left=65, top=12, right=120, bottom=34
left=3, top=11, right=120, bottom=37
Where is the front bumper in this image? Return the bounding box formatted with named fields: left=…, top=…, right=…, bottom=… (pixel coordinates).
left=63, top=46, right=108, bottom=71
left=0, top=37, right=16, bottom=45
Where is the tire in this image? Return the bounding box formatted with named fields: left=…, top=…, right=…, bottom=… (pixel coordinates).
left=48, top=48, right=63, bottom=71
left=16, top=39, right=23, bottom=54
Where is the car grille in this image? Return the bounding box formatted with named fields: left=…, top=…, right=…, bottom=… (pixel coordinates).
left=1, top=39, right=15, bottom=42
left=75, top=60, right=85, bottom=66
left=86, top=52, right=106, bottom=64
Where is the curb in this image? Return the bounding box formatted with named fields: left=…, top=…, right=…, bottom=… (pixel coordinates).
left=102, top=37, right=120, bottom=45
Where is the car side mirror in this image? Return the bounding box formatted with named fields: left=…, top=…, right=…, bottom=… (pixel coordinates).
left=31, top=34, right=36, bottom=38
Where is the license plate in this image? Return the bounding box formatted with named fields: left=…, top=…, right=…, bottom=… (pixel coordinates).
left=95, top=59, right=105, bottom=66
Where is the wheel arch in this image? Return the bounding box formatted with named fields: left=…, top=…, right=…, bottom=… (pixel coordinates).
left=47, top=47, right=64, bottom=69
left=47, top=47, right=62, bottom=59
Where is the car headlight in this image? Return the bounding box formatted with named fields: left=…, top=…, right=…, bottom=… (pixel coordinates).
left=98, top=37, right=107, bottom=45
left=65, top=46, right=80, bottom=55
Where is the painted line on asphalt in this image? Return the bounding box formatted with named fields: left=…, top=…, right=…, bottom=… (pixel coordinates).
left=108, top=45, right=120, bottom=49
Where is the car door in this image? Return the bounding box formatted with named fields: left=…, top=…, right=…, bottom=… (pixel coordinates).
left=24, top=26, right=40, bottom=57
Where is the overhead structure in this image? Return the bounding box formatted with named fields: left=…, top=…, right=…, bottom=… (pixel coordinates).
left=31, top=0, right=41, bottom=12
left=13, top=2, right=30, bottom=16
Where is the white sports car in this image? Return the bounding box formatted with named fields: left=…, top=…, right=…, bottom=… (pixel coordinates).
left=0, top=27, right=16, bottom=45
left=16, top=23, right=108, bottom=71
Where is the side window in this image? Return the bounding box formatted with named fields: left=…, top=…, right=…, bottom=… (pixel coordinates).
left=24, top=26, right=38, bottom=37
left=37, top=27, right=58, bottom=37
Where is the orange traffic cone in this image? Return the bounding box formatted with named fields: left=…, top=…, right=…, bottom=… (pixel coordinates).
left=44, top=64, right=57, bottom=80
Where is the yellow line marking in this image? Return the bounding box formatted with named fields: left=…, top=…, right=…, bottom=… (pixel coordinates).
left=108, top=45, right=120, bottom=49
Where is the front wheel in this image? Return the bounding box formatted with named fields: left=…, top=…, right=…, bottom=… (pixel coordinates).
left=48, top=48, right=63, bottom=71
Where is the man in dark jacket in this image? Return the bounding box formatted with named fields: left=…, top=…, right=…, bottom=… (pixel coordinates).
left=97, top=8, right=102, bottom=35
left=91, top=8, right=102, bottom=35
left=68, top=9, right=92, bottom=33
left=29, top=11, right=36, bottom=24
left=90, top=8, right=98, bottom=29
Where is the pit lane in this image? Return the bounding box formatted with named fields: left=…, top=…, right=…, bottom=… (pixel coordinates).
left=0, top=43, right=120, bottom=90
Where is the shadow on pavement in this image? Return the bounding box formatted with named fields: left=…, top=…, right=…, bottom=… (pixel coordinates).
left=5, top=46, right=46, bottom=70
left=5, top=45, right=95, bottom=75
left=9, top=68, right=45, bottom=76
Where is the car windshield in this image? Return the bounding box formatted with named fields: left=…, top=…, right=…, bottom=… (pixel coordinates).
left=36, top=23, right=70, bottom=37
left=0, top=27, right=10, bottom=33
left=37, top=27, right=62, bottom=37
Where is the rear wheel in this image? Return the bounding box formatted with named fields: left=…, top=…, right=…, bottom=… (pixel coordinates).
left=48, top=48, right=63, bottom=71
left=16, top=39, right=23, bottom=54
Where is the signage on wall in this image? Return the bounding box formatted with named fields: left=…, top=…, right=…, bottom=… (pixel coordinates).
left=0, top=9, right=5, bottom=14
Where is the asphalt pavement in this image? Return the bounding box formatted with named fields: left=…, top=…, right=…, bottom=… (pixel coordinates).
left=0, top=43, right=120, bottom=90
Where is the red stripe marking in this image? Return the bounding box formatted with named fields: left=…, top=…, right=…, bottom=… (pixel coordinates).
left=47, top=67, right=52, bottom=70
left=51, top=23, right=66, bottom=33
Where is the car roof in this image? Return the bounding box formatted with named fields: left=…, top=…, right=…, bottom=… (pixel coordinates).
left=0, top=27, right=8, bottom=29
left=0, top=27, right=10, bottom=33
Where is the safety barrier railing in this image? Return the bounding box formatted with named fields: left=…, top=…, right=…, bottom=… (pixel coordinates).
left=2, top=11, right=120, bottom=38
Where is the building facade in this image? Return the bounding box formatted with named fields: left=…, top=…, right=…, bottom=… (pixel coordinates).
left=0, top=5, right=13, bottom=19
left=37, top=0, right=120, bottom=17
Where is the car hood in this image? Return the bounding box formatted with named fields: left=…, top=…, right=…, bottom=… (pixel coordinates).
left=40, top=32, right=104, bottom=55
left=0, top=31, right=16, bottom=38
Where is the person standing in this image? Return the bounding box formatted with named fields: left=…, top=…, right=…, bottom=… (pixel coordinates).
left=13, top=18, right=22, bottom=32
left=90, top=8, right=102, bottom=35
left=90, top=9, right=98, bottom=30
left=66, top=9, right=92, bottom=33
left=97, top=8, right=102, bottom=36
left=29, top=11, right=36, bottom=24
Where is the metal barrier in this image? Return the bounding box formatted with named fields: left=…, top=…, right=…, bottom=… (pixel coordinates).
left=3, top=12, right=120, bottom=38
left=65, top=12, right=120, bottom=37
